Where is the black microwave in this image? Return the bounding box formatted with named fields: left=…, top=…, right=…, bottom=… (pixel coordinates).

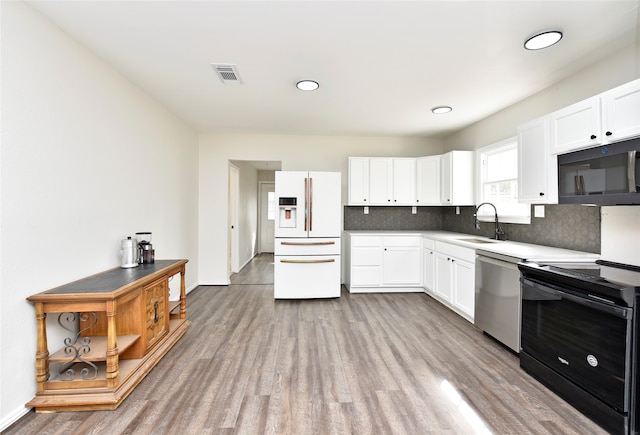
left=557, top=137, right=640, bottom=205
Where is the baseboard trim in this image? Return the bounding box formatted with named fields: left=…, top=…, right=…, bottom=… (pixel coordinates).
left=0, top=405, right=32, bottom=432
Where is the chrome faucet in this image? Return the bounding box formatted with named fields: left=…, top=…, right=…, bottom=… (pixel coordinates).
left=473, top=202, right=505, bottom=240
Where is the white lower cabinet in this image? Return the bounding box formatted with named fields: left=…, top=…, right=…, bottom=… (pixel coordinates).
left=435, top=252, right=453, bottom=302
left=431, top=240, right=476, bottom=322
left=383, top=244, right=422, bottom=285
left=423, top=238, right=436, bottom=294
left=345, top=233, right=475, bottom=322
left=345, top=234, right=422, bottom=293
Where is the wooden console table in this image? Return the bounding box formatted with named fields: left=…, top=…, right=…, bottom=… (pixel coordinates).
left=26, top=259, right=190, bottom=412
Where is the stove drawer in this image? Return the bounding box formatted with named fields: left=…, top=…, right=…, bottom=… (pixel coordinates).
left=521, top=277, right=632, bottom=412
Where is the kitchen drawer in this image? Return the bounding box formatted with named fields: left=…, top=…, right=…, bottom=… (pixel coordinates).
left=422, top=237, right=435, bottom=250
left=351, top=246, right=383, bottom=266
left=383, top=236, right=422, bottom=247
left=350, top=235, right=383, bottom=247
left=435, top=241, right=475, bottom=263
left=351, top=266, right=383, bottom=286
left=275, top=238, right=340, bottom=255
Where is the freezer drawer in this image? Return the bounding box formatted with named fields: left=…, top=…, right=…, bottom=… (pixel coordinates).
left=274, top=254, right=341, bottom=299
left=275, top=237, right=340, bottom=255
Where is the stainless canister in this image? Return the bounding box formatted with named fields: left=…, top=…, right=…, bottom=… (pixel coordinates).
left=120, top=237, right=139, bottom=268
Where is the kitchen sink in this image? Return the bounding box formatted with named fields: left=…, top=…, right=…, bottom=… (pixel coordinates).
left=457, top=238, right=498, bottom=244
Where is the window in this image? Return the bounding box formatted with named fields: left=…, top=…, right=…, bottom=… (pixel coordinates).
left=476, top=137, right=530, bottom=224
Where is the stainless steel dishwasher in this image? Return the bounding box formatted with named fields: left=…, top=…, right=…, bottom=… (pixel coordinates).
left=474, top=250, right=524, bottom=353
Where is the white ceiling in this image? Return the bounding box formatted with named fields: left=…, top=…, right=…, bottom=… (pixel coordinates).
left=26, top=0, right=639, bottom=138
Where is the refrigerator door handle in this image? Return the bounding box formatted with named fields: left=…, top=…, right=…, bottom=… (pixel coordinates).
left=304, top=177, right=308, bottom=231
left=309, top=177, right=313, bottom=231
left=281, top=241, right=335, bottom=246
left=280, top=259, right=335, bottom=264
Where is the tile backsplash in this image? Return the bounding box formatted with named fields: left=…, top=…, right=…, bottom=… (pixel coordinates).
left=344, top=204, right=600, bottom=253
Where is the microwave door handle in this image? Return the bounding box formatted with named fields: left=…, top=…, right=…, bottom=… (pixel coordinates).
left=628, top=150, right=637, bottom=193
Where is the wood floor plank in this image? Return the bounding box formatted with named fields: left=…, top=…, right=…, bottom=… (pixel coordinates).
left=5, top=253, right=609, bottom=434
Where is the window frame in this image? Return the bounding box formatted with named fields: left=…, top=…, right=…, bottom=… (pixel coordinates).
left=475, top=137, right=531, bottom=225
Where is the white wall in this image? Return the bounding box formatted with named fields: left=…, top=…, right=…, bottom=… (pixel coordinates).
left=198, top=134, right=442, bottom=284
left=231, top=160, right=259, bottom=270
left=444, top=43, right=640, bottom=151
left=0, top=2, right=199, bottom=429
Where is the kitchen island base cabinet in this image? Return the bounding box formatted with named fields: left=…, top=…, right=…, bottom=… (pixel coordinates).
left=26, top=260, right=189, bottom=413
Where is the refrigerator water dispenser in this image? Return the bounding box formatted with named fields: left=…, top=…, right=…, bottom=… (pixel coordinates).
left=279, top=197, right=297, bottom=228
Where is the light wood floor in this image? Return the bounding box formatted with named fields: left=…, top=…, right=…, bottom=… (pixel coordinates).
left=5, top=253, right=606, bottom=434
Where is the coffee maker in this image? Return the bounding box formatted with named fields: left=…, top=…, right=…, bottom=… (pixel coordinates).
left=135, top=232, right=155, bottom=264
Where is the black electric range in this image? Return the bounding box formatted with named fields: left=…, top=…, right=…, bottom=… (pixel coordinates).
left=518, top=259, right=640, bottom=434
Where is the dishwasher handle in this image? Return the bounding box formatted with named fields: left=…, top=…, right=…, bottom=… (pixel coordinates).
left=476, top=255, right=520, bottom=271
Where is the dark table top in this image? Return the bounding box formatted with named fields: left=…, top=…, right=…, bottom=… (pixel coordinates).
left=28, top=260, right=187, bottom=298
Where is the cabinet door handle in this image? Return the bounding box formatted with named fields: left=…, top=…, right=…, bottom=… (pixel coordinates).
left=606, top=131, right=613, bottom=136
left=539, top=192, right=545, bottom=196
left=590, top=134, right=597, bottom=140
left=154, top=301, right=159, bottom=323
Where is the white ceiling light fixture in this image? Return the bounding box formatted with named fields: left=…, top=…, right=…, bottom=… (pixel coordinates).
left=524, top=29, right=563, bottom=50
left=296, top=80, right=319, bottom=91
left=432, top=106, right=452, bottom=114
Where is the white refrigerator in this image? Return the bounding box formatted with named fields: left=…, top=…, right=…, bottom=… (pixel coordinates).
left=274, top=171, right=341, bottom=299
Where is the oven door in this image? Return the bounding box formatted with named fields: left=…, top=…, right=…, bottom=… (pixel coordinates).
left=521, top=276, right=633, bottom=412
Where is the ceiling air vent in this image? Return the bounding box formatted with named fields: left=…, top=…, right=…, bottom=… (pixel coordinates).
left=211, top=63, right=243, bottom=84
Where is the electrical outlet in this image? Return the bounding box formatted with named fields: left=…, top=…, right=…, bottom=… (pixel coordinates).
left=364, top=206, right=369, bottom=215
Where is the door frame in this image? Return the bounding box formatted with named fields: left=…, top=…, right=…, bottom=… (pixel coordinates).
left=258, top=181, right=275, bottom=253
left=228, top=163, right=240, bottom=276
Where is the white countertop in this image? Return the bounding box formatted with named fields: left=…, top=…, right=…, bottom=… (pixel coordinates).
left=344, top=230, right=600, bottom=262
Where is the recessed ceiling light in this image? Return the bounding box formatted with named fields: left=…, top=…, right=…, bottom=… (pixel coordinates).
left=296, top=80, right=319, bottom=91
left=432, top=106, right=452, bottom=114
left=524, top=30, right=563, bottom=50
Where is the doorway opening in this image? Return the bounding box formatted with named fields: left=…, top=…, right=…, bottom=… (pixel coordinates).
left=227, top=160, right=281, bottom=280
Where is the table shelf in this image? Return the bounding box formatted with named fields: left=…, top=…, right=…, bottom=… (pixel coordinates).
left=48, top=334, right=140, bottom=363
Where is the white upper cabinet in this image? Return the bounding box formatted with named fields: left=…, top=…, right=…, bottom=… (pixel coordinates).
left=602, top=79, right=640, bottom=143
left=550, top=78, right=640, bottom=155
left=348, top=157, right=370, bottom=205
left=549, top=96, right=602, bottom=154
left=416, top=156, right=441, bottom=205
left=517, top=116, right=557, bottom=204
left=391, top=158, right=416, bottom=205
left=368, top=158, right=393, bottom=204
left=350, top=157, right=416, bottom=205
left=440, top=151, right=474, bottom=206
left=348, top=153, right=472, bottom=206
